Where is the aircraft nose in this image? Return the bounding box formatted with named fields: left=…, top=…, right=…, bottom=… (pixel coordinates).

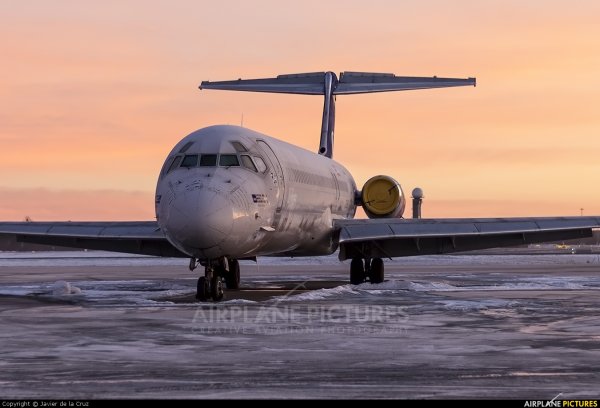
left=165, top=188, right=234, bottom=251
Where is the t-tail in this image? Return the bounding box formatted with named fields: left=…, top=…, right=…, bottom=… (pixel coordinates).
left=200, top=71, right=475, bottom=159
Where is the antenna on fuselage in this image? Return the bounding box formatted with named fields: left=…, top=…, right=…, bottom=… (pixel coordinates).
left=199, top=71, right=476, bottom=159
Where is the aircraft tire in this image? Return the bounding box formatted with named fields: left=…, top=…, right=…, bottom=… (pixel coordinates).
left=370, top=258, right=384, bottom=284
left=350, top=258, right=365, bottom=284
left=211, top=276, right=224, bottom=301
left=196, top=276, right=210, bottom=301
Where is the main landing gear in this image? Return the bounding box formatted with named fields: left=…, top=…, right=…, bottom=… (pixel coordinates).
left=350, top=257, right=384, bottom=285
left=189, top=257, right=241, bottom=302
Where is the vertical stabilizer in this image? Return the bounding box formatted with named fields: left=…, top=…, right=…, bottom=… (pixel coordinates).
left=319, top=72, right=337, bottom=157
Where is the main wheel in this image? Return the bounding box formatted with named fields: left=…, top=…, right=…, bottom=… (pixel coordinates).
left=225, top=259, right=240, bottom=289
left=350, top=258, right=365, bottom=284
left=370, top=258, right=384, bottom=284
left=196, top=276, right=210, bottom=301
left=211, top=276, right=224, bottom=301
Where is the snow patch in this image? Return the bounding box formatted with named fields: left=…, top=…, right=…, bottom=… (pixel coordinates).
left=408, top=282, right=459, bottom=292
left=437, top=299, right=515, bottom=311
left=354, top=280, right=411, bottom=290
left=51, top=281, right=82, bottom=295
left=272, top=284, right=358, bottom=302
left=222, top=299, right=258, bottom=305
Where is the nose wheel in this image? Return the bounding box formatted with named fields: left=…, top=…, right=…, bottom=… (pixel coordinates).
left=191, top=257, right=239, bottom=301
left=195, top=266, right=224, bottom=301
left=211, top=274, right=224, bottom=300
left=196, top=276, right=210, bottom=301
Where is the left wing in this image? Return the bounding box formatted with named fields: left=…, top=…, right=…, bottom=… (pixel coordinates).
left=334, top=217, right=600, bottom=260
left=0, top=221, right=186, bottom=257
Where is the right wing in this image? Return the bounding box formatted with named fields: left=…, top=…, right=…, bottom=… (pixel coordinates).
left=334, top=216, right=600, bottom=260
left=0, top=221, right=186, bottom=257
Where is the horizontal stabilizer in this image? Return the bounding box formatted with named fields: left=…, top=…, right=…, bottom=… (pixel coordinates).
left=335, top=72, right=476, bottom=95
left=200, top=72, right=329, bottom=95
left=200, top=71, right=476, bottom=96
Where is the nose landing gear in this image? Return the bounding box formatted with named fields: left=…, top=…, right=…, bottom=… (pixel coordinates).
left=190, top=257, right=239, bottom=301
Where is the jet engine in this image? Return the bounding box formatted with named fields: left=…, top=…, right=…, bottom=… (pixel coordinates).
left=360, top=175, right=406, bottom=219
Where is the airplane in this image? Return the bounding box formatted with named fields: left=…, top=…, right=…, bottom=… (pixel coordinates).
left=2, top=70, right=600, bottom=302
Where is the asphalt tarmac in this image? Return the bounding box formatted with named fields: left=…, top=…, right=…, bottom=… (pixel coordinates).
left=1, top=252, right=599, bottom=399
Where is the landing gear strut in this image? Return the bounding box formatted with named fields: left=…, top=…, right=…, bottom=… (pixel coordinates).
left=191, top=257, right=240, bottom=301
left=349, top=257, right=384, bottom=284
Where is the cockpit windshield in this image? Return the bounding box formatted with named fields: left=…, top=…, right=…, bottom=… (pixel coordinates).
left=219, top=154, right=240, bottom=167
left=166, top=142, right=267, bottom=174
left=199, top=154, right=217, bottom=167
left=240, top=155, right=257, bottom=172
left=181, top=154, right=198, bottom=168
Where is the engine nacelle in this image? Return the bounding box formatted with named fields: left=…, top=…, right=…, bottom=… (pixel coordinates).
left=360, top=175, right=406, bottom=219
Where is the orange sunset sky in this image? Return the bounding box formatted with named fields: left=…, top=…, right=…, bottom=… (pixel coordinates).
left=2, top=0, right=600, bottom=220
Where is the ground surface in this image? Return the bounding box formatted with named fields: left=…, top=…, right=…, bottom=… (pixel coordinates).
left=1, top=251, right=599, bottom=399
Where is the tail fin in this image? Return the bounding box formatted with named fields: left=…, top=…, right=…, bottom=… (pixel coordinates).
left=200, top=71, right=475, bottom=159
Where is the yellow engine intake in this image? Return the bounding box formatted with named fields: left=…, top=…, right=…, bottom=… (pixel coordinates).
left=361, top=175, right=406, bottom=219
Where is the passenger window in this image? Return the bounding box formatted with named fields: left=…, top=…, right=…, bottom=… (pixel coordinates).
left=180, top=154, right=198, bottom=168
left=167, top=156, right=183, bottom=173
left=254, top=157, right=267, bottom=173
left=240, top=155, right=257, bottom=172
left=199, top=154, right=217, bottom=167
left=219, top=154, right=240, bottom=167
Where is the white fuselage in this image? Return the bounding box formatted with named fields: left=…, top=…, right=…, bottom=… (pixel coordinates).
left=155, top=125, right=357, bottom=260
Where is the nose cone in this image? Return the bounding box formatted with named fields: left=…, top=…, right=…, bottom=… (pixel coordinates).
left=163, top=189, right=234, bottom=254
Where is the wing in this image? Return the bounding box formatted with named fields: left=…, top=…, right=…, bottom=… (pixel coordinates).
left=0, top=221, right=186, bottom=257
left=334, top=217, right=600, bottom=260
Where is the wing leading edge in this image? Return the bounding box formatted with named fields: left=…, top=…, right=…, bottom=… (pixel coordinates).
left=0, top=221, right=186, bottom=257
left=334, top=217, right=600, bottom=260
